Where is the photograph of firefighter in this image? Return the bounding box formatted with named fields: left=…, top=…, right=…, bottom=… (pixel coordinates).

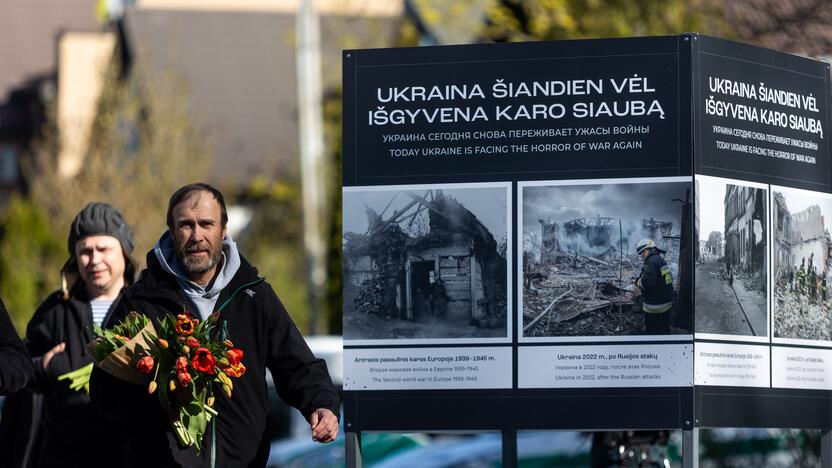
left=772, top=187, right=832, bottom=343
left=520, top=178, right=692, bottom=339
left=635, top=238, right=675, bottom=334
left=342, top=183, right=510, bottom=342
left=695, top=175, right=768, bottom=338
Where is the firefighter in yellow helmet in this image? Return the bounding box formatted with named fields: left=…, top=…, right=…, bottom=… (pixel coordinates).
left=634, top=239, right=674, bottom=335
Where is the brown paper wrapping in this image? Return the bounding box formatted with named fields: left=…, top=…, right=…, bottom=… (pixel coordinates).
left=89, top=321, right=157, bottom=385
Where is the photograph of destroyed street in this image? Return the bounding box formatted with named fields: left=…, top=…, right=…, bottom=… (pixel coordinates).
left=772, top=188, right=832, bottom=343
left=695, top=176, right=768, bottom=338
left=342, top=184, right=509, bottom=342
left=521, top=178, right=692, bottom=339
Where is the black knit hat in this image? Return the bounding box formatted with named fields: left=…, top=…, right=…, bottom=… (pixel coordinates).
left=67, top=202, right=134, bottom=254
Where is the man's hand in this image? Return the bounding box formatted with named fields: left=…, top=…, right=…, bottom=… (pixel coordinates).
left=309, top=408, right=338, bottom=443
left=43, top=342, right=66, bottom=370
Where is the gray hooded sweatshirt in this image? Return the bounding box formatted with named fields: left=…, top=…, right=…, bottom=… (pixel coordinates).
left=153, top=231, right=241, bottom=320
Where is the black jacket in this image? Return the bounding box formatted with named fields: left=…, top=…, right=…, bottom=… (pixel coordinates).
left=0, top=298, right=32, bottom=395
left=89, top=251, right=340, bottom=468
left=636, top=251, right=674, bottom=313
left=25, top=285, right=125, bottom=468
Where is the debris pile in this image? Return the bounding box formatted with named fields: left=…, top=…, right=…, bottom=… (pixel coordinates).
left=772, top=193, right=832, bottom=340
left=523, top=249, right=644, bottom=337
left=343, top=189, right=507, bottom=339
left=346, top=223, right=407, bottom=319
left=740, top=273, right=765, bottom=293
left=775, top=285, right=832, bottom=341
left=525, top=215, right=681, bottom=337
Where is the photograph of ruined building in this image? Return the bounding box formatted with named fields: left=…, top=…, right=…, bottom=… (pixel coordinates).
left=695, top=176, right=768, bottom=338
left=772, top=188, right=832, bottom=342
left=342, top=185, right=509, bottom=342
left=521, top=179, right=692, bottom=338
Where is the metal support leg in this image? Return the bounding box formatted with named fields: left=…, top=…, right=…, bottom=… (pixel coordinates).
left=682, top=428, right=699, bottom=468
left=501, top=429, right=517, bottom=468
left=822, top=429, right=832, bottom=468
left=346, top=431, right=362, bottom=468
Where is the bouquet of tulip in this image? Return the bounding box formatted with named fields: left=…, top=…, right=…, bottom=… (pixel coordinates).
left=59, top=312, right=155, bottom=393
left=88, top=311, right=157, bottom=384
left=87, top=311, right=246, bottom=449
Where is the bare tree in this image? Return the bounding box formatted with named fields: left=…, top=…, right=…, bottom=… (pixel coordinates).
left=25, top=59, right=212, bottom=264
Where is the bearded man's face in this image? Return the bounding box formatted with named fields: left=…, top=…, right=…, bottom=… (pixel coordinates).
left=170, top=190, right=226, bottom=283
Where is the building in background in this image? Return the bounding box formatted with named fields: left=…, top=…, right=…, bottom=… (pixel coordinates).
left=57, top=31, right=118, bottom=178
left=120, top=0, right=402, bottom=186
left=724, top=184, right=766, bottom=275
left=4, top=0, right=832, bottom=199
left=0, top=0, right=404, bottom=198
left=704, top=231, right=723, bottom=258
left=790, top=205, right=829, bottom=274
left=0, top=0, right=101, bottom=201
left=772, top=191, right=792, bottom=276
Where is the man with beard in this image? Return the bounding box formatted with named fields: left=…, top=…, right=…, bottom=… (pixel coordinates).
left=90, top=183, right=339, bottom=467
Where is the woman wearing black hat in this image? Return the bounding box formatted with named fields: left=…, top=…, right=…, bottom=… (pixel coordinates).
left=21, top=203, right=138, bottom=468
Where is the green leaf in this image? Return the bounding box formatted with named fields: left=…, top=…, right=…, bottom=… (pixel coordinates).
left=172, top=419, right=194, bottom=447
left=180, top=396, right=209, bottom=452
left=158, top=377, right=170, bottom=412
left=57, top=363, right=93, bottom=394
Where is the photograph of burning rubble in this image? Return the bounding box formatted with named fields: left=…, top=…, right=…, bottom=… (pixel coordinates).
left=520, top=178, right=692, bottom=339
left=772, top=187, right=832, bottom=343
left=342, top=184, right=510, bottom=343
left=695, top=176, right=768, bottom=339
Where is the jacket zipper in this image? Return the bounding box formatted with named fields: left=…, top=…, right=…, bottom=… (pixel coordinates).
left=216, top=278, right=265, bottom=313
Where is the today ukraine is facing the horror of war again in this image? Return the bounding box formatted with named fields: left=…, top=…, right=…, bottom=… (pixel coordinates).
left=342, top=34, right=832, bottom=437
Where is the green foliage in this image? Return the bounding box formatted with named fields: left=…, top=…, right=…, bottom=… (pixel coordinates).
left=323, top=89, right=343, bottom=335
left=234, top=82, right=346, bottom=339
left=0, top=48, right=210, bottom=335
left=88, top=312, right=152, bottom=362
left=25, top=54, right=211, bottom=267
left=235, top=87, right=345, bottom=336
left=483, top=0, right=730, bottom=42
left=406, top=0, right=730, bottom=44
left=700, top=428, right=821, bottom=467
left=0, top=196, right=64, bottom=335
left=236, top=178, right=311, bottom=333
left=256, top=246, right=311, bottom=334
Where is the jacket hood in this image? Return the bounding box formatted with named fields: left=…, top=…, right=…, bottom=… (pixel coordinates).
left=150, top=231, right=243, bottom=319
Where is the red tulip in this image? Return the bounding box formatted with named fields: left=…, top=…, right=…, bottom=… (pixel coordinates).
left=192, top=347, right=217, bottom=375
left=136, top=356, right=155, bottom=374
